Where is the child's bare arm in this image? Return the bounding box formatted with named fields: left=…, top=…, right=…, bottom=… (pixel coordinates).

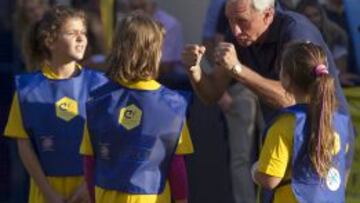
left=17, top=139, right=64, bottom=203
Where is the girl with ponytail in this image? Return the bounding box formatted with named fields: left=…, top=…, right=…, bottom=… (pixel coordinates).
left=252, top=42, right=349, bottom=203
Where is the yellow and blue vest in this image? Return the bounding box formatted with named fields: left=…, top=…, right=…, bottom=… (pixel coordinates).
left=86, top=79, right=190, bottom=194
left=15, top=69, right=107, bottom=176
left=263, top=104, right=348, bottom=203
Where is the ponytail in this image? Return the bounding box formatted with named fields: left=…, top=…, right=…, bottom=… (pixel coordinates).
left=309, top=67, right=337, bottom=177
left=281, top=42, right=338, bottom=178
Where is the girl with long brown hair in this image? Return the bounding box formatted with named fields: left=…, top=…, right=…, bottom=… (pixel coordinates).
left=80, top=13, right=193, bottom=203
left=252, top=42, right=349, bottom=203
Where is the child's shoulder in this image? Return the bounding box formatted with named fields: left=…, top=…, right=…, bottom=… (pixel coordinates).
left=267, top=112, right=297, bottom=137
left=81, top=67, right=106, bottom=78
left=15, top=70, right=42, bottom=79
left=159, top=86, right=192, bottom=106
left=81, top=67, right=110, bottom=90
left=270, top=104, right=307, bottom=126
left=87, top=78, right=119, bottom=101
left=274, top=113, right=296, bottom=125
left=15, top=71, right=43, bottom=88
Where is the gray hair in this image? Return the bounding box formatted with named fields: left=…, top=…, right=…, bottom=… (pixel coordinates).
left=228, top=0, right=275, bottom=12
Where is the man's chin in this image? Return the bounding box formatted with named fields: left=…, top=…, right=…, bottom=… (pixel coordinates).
left=236, top=40, right=253, bottom=47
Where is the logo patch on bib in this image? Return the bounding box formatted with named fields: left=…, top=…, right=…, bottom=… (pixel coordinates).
left=55, top=97, right=78, bottom=121
left=326, top=167, right=341, bottom=191
left=119, top=104, right=142, bottom=130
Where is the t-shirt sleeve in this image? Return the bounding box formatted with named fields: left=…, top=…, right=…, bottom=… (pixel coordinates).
left=4, top=93, right=28, bottom=139
left=258, top=114, right=295, bottom=178
left=80, top=122, right=94, bottom=156
left=175, top=121, right=194, bottom=155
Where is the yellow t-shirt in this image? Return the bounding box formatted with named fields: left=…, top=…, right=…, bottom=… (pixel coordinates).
left=258, top=114, right=297, bottom=203
left=80, top=79, right=194, bottom=203
left=4, top=65, right=84, bottom=203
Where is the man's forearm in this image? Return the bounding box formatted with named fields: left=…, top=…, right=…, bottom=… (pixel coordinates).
left=188, top=66, right=230, bottom=104
left=182, top=44, right=230, bottom=104
left=233, top=65, right=295, bottom=108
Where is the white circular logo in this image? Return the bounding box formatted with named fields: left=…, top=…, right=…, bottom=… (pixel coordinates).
left=326, top=167, right=341, bottom=191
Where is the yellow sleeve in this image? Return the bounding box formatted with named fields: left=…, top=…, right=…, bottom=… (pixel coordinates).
left=175, top=121, right=194, bottom=155
left=4, top=93, right=28, bottom=139
left=258, top=114, right=295, bottom=178
left=80, top=122, right=94, bottom=156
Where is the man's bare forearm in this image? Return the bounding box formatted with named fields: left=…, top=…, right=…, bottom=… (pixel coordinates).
left=233, top=65, right=295, bottom=108
left=182, top=44, right=230, bottom=104
left=188, top=68, right=226, bottom=104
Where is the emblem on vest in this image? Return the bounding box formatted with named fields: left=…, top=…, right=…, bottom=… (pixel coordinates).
left=55, top=97, right=79, bottom=121
left=99, top=143, right=111, bottom=160
left=40, top=136, right=55, bottom=152
left=326, top=167, right=341, bottom=191
left=119, top=104, right=142, bottom=130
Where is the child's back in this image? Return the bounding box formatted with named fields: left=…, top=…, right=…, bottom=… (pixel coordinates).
left=254, top=42, right=351, bottom=203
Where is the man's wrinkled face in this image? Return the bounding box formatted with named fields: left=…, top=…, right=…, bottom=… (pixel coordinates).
left=226, top=0, right=274, bottom=47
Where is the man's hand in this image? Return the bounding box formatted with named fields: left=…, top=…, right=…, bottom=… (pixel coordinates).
left=214, top=42, right=240, bottom=73
left=181, top=44, right=206, bottom=82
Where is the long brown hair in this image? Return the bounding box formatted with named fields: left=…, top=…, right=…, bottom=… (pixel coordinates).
left=23, top=5, right=86, bottom=71
left=106, top=13, right=164, bottom=83
left=281, top=42, right=337, bottom=177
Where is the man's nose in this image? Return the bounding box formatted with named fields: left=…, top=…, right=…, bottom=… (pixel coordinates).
left=232, top=24, right=242, bottom=36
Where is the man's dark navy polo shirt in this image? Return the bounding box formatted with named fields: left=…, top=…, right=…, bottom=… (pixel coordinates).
left=226, top=9, right=349, bottom=120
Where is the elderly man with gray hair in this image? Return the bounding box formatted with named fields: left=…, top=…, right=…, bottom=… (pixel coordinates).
left=183, top=0, right=354, bottom=202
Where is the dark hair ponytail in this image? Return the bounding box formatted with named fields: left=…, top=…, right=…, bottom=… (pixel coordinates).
left=281, top=42, right=337, bottom=177
left=309, top=73, right=337, bottom=177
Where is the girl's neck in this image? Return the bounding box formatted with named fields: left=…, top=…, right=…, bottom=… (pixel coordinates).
left=47, top=60, right=78, bottom=79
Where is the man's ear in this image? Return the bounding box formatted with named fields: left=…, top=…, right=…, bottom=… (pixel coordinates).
left=263, top=7, right=275, bottom=25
